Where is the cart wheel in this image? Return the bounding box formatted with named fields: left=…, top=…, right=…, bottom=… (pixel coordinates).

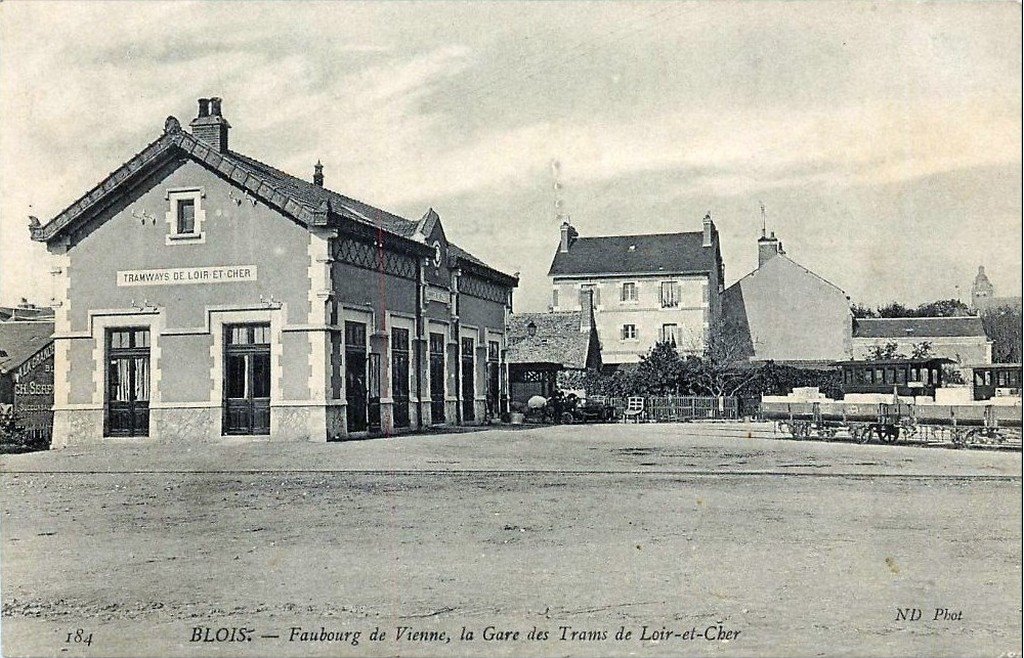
left=852, top=426, right=870, bottom=444
left=560, top=411, right=575, bottom=425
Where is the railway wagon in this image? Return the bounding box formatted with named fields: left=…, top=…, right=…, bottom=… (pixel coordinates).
left=761, top=358, right=1022, bottom=448
left=762, top=399, right=1022, bottom=447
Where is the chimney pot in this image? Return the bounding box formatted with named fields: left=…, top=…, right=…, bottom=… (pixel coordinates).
left=559, top=221, right=577, bottom=253
left=758, top=230, right=781, bottom=267
left=313, top=160, right=324, bottom=187
left=190, top=96, right=231, bottom=153
left=702, top=212, right=713, bottom=247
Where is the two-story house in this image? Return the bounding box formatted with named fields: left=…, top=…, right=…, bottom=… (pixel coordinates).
left=29, top=97, right=517, bottom=448
left=546, top=215, right=724, bottom=365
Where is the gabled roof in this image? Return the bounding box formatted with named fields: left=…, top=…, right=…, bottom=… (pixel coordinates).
left=548, top=231, right=716, bottom=277
left=30, top=115, right=514, bottom=285
left=0, top=322, right=54, bottom=374
left=726, top=254, right=848, bottom=297
left=506, top=312, right=593, bottom=369
left=852, top=316, right=987, bottom=339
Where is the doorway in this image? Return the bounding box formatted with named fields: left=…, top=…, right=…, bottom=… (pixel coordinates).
left=345, top=321, right=369, bottom=433
left=105, top=328, right=150, bottom=437
left=429, top=332, right=446, bottom=424
left=222, top=324, right=271, bottom=435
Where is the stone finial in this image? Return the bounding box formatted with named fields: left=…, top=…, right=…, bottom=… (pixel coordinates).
left=164, top=116, right=181, bottom=134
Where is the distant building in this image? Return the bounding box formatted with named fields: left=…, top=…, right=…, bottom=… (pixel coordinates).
left=0, top=320, right=54, bottom=444
left=851, top=316, right=992, bottom=365
left=971, top=266, right=1022, bottom=310
left=722, top=229, right=851, bottom=365
left=546, top=215, right=724, bottom=365
left=505, top=311, right=601, bottom=404
left=0, top=302, right=54, bottom=323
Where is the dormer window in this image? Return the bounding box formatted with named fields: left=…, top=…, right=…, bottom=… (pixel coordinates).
left=165, top=187, right=206, bottom=244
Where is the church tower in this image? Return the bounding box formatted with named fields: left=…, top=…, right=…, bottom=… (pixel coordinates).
left=971, top=265, right=995, bottom=309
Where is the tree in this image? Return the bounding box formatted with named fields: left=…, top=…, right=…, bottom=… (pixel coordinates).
left=635, top=342, right=684, bottom=394
left=909, top=341, right=933, bottom=359
left=914, top=299, right=973, bottom=317
left=981, top=305, right=1023, bottom=363
left=682, top=320, right=763, bottom=396
left=866, top=341, right=905, bottom=360
left=876, top=302, right=912, bottom=318
left=850, top=303, right=876, bottom=318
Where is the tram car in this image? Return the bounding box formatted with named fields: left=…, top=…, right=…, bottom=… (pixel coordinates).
left=760, top=358, right=1022, bottom=448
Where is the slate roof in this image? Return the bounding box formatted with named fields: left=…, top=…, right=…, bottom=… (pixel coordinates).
left=548, top=232, right=717, bottom=277
left=852, top=316, right=987, bottom=339
left=0, top=322, right=54, bottom=374
left=30, top=115, right=508, bottom=282
left=506, top=312, right=592, bottom=369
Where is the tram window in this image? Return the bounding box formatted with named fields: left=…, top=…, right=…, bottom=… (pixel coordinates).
left=910, top=367, right=918, bottom=382
left=985, top=371, right=992, bottom=386
left=1011, top=371, right=1021, bottom=387
left=975, top=371, right=986, bottom=386
left=884, top=369, right=894, bottom=384
left=874, top=368, right=883, bottom=383
left=896, top=369, right=906, bottom=385
left=845, top=370, right=853, bottom=384
left=922, top=369, right=930, bottom=385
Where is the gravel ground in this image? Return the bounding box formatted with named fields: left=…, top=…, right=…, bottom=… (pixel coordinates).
left=1, top=423, right=1020, bottom=658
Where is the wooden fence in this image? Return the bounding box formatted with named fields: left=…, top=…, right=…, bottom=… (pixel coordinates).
left=605, top=395, right=742, bottom=422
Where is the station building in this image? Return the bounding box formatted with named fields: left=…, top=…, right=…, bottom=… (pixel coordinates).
left=31, top=98, right=517, bottom=447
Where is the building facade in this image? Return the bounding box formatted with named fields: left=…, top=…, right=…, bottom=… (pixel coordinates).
left=721, top=229, right=852, bottom=364
left=851, top=317, right=992, bottom=365
left=31, top=98, right=516, bottom=448
left=546, top=216, right=724, bottom=365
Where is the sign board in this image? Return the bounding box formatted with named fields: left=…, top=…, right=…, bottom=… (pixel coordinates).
left=116, top=265, right=257, bottom=287
left=425, top=285, right=450, bottom=305
left=14, top=343, right=54, bottom=382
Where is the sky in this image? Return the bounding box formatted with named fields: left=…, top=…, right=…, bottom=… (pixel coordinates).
left=1, top=1, right=1020, bottom=312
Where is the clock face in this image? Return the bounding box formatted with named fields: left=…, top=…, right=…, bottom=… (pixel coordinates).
left=432, top=242, right=442, bottom=268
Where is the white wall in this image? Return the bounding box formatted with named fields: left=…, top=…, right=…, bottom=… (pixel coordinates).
left=552, top=274, right=710, bottom=364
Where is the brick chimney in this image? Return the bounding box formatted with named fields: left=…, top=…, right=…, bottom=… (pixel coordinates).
left=758, top=230, right=781, bottom=267
left=313, top=160, right=324, bottom=187
left=702, top=212, right=714, bottom=247
left=189, top=97, right=230, bottom=152
left=559, top=221, right=578, bottom=253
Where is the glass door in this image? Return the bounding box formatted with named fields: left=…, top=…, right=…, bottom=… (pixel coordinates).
left=391, top=328, right=410, bottom=428
left=345, top=321, right=368, bottom=433
left=461, top=337, right=475, bottom=422
left=429, top=332, right=446, bottom=423
left=106, top=328, right=150, bottom=437
left=223, top=324, right=271, bottom=435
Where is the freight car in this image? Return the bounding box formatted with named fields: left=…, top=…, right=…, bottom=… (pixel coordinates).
left=761, top=359, right=1022, bottom=449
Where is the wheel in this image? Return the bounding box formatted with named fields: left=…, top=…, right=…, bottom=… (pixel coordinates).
left=560, top=411, right=575, bottom=425
left=852, top=426, right=870, bottom=444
